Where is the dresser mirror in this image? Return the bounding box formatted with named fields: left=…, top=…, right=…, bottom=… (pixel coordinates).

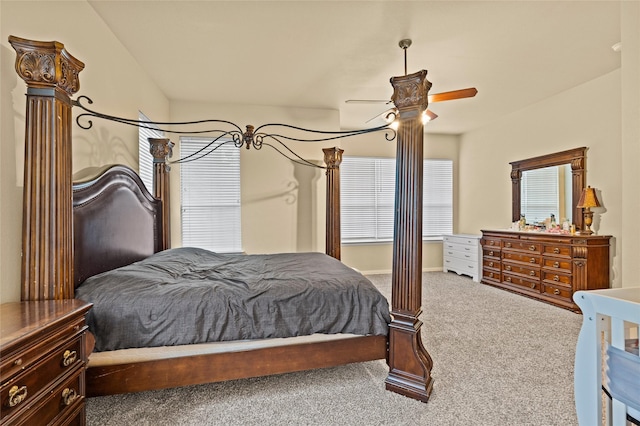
left=510, top=147, right=586, bottom=231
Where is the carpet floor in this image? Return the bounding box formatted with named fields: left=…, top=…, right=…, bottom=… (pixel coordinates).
left=86, top=272, right=582, bottom=425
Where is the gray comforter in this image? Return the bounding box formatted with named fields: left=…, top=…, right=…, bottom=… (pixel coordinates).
left=75, top=247, right=390, bottom=352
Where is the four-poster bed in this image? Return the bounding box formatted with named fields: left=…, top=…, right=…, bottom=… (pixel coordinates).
left=8, top=35, right=435, bottom=404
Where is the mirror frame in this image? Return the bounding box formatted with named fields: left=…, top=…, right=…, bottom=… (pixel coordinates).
left=510, top=147, right=587, bottom=231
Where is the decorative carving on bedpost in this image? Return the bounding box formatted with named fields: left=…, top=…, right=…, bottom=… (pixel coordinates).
left=384, top=69, right=434, bottom=402
left=149, top=138, right=174, bottom=250
left=9, top=36, right=84, bottom=301
left=323, top=147, right=343, bottom=260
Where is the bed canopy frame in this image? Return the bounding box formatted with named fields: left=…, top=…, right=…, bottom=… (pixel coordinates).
left=10, top=35, right=434, bottom=402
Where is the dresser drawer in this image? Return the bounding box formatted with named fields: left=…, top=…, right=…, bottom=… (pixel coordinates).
left=482, top=237, right=502, bottom=249
left=502, top=239, right=542, bottom=253
left=503, top=273, right=540, bottom=293
left=541, top=283, right=573, bottom=303
left=502, top=252, right=541, bottom=266
left=483, top=269, right=501, bottom=283
left=15, top=369, right=84, bottom=426
left=483, top=247, right=501, bottom=259
left=444, top=247, right=479, bottom=262
left=443, top=235, right=480, bottom=247
left=542, top=257, right=572, bottom=274
left=542, top=244, right=571, bottom=258
left=542, top=271, right=572, bottom=287
left=483, top=258, right=500, bottom=271
left=1, top=334, right=84, bottom=421
left=502, top=263, right=540, bottom=279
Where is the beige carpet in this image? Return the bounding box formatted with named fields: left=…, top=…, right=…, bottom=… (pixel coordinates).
left=86, top=272, right=582, bottom=425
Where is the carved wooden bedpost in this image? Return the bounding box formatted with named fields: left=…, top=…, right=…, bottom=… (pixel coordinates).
left=323, top=147, right=344, bottom=260
left=9, top=36, right=84, bottom=301
left=149, top=138, right=174, bottom=250
left=385, top=70, right=434, bottom=402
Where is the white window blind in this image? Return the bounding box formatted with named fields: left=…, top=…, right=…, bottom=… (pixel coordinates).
left=520, top=167, right=559, bottom=224
left=180, top=136, right=242, bottom=253
left=138, top=112, right=164, bottom=193
left=341, top=157, right=453, bottom=243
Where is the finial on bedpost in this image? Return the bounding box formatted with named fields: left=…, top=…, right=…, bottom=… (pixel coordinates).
left=9, top=36, right=84, bottom=301
left=323, top=147, right=343, bottom=260
left=385, top=69, right=434, bottom=402
left=149, top=138, right=174, bottom=250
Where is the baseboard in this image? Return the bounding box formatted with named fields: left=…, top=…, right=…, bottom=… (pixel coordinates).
left=360, top=267, right=443, bottom=276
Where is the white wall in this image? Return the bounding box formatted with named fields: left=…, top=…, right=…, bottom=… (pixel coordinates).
left=0, top=1, right=170, bottom=303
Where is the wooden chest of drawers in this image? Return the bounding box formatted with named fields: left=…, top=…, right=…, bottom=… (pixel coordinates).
left=481, top=230, right=611, bottom=311
left=0, top=300, right=92, bottom=426
left=442, top=234, right=482, bottom=282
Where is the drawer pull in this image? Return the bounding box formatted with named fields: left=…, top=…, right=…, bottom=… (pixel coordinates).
left=530, top=283, right=536, bottom=289
left=553, top=261, right=560, bottom=268
left=505, top=242, right=512, bottom=248
left=489, top=272, right=494, bottom=278
left=553, top=247, right=560, bottom=254
left=13, top=358, right=22, bottom=366
left=506, top=276, right=512, bottom=282
left=529, top=258, right=536, bottom=264
left=8, top=385, right=27, bottom=407
left=553, top=288, right=560, bottom=295
left=489, top=251, right=494, bottom=256
left=62, top=350, right=77, bottom=367
left=530, top=271, right=536, bottom=276
left=489, top=241, right=495, bottom=246
left=505, top=265, right=511, bottom=271
left=553, top=275, right=560, bottom=282
left=529, top=245, right=536, bottom=251
left=489, top=262, right=494, bottom=267
left=62, top=388, right=79, bottom=406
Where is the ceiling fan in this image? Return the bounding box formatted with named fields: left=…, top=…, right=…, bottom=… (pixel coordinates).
left=345, top=39, right=478, bottom=124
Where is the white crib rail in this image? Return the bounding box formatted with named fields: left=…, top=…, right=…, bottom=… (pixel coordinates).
left=574, top=288, right=640, bottom=426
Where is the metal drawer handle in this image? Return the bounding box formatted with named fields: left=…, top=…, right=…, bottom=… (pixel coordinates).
left=62, top=350, right=77, bottom=367
left=553, top=261, right=560, bottom=268
left=489, top=262, right=494, bottom=267
left=489, top=251, right=494, bottom=256
left=553, top=275, right=560, bottom=282
left=530, top=283, right=536, bottom=289
left=505, top=265, right=511, bottom=271
left=506, top=276, right=512, bottom=282
left=530, top=258, right=536, bottom=263
left=13, top=358, right=22, bottom=366
left=8, top=385, right=27, bottom=407
left=489, top=241, right=495, bottom=245
left=530, top=271, right=536, bottom=276
left=529, top=245, right=536, bottom=251
left=489, top=272, right=494, bottom=278
left=553, top=247, right=560, bottom=254
left=553, top=288, right=560, bottom=295
left=62, top=388, right=79, bottom=406
left=505, top=242, right=512, bottom=247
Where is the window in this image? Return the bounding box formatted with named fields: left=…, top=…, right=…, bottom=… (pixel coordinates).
left=180, top=136, right=242, bottom=253
left=138, top=111, right=164, bottom=192
left=341, top=157, right=453, bottom=243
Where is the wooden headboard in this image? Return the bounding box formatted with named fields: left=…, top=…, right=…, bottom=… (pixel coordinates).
left=72, top=165, right=164, bottom=288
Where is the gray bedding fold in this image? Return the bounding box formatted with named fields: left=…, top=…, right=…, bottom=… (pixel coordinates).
left=76, top=247, right=390, bottom=352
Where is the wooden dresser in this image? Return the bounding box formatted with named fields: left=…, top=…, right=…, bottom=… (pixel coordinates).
left=0, top=300, right=92, bottom=426
left=480, top=230, right=611, bottom=311
left=442, top=234, right=482, bottom=282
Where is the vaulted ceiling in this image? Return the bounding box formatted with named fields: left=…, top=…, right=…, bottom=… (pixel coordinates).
left=88, top=1, right=622, bottom=134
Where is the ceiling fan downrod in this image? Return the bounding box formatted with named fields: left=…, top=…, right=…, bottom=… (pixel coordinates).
left=398, top=39, right=412, bottom=76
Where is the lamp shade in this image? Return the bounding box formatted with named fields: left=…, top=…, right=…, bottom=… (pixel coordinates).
left=577, top=186, right=601, bottom=209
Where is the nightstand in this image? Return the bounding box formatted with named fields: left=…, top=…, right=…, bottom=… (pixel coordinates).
left=0, top=299, right=92, bottom=425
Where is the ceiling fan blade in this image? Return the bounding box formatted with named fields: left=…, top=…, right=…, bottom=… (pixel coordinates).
left=428, top=87, right=478, bottom=103
left=345, top=99, right=392, bottom=105
left=347, top=88, right=477, bottom=105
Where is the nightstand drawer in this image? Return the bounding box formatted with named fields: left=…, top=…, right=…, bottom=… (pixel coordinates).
left=17, top=369, right=84, bottom=426
left=0, top=334, right=83, bottom=421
